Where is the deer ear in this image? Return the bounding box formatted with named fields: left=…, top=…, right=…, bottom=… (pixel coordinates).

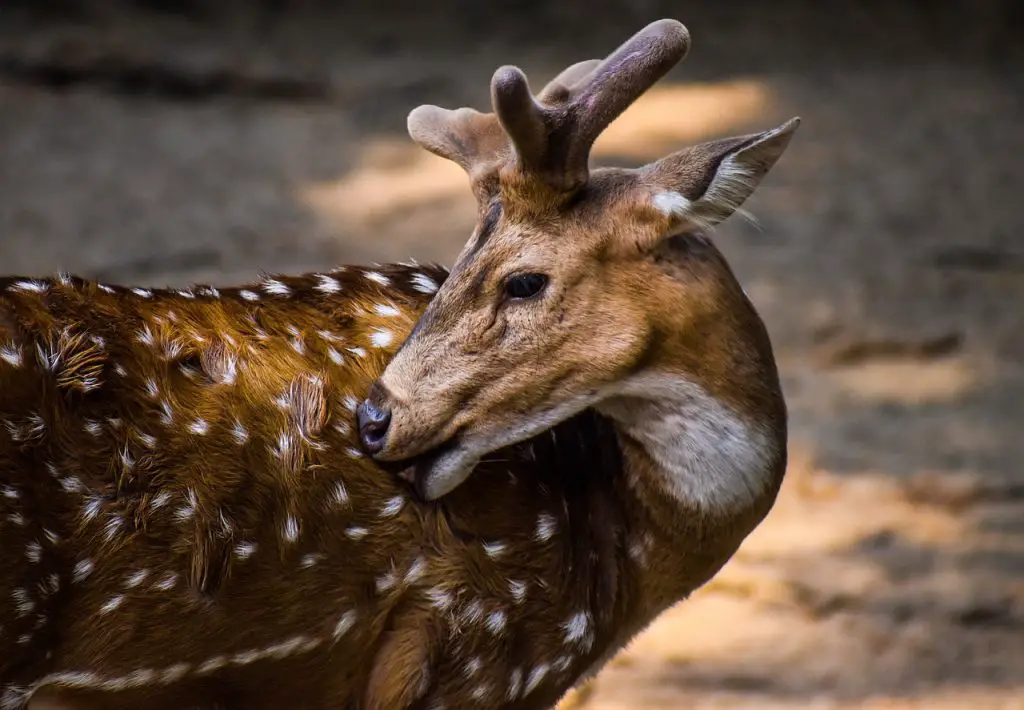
left=637, top=117, right=800, bottom=241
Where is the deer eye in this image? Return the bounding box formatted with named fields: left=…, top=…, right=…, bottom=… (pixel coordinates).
left=503, top=273, right=548, bottom=301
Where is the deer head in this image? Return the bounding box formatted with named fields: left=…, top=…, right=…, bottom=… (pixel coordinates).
left=357, top=19, right=799, bottom=501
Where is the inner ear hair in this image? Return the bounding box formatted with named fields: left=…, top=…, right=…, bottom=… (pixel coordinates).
left=643, top=117, right=801, bottom=237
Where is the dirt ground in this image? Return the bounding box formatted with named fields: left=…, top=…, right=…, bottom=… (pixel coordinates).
left=1, top=1, right=1022, bottom=707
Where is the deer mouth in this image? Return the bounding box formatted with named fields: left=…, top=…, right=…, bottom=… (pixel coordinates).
left=382, top=435, right=473, bottom=502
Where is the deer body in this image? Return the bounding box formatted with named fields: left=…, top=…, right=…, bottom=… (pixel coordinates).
left=0, top=18, right=799, bottom=710
left=0, top=263, right=782, bottom=710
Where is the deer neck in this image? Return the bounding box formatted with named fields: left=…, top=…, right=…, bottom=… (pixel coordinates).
left=595, top=369, right=786, bottom=527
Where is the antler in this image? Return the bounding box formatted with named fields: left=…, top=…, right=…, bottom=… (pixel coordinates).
left=408, top=19, right=691, bottom=195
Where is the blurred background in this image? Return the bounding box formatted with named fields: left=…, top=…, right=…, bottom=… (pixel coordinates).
left=1, top=1, right=1022, bottom=707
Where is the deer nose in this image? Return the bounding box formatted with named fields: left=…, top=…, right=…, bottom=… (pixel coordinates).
left=357, top=400, right=392, bottom=455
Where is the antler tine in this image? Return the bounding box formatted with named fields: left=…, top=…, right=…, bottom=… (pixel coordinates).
left=490, top=66, right=550, bottom=174
left=561, top=19, right=690, bottom=182
left=536, top=59, right=603, bottom=104
left=407, top=104, right=510, bottom=187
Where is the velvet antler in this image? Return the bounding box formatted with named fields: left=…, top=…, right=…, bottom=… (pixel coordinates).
left=407, top=19, right=691, bottom=196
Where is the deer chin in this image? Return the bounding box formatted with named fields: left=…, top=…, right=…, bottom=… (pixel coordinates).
left=387, top=436, right=480, bottom=502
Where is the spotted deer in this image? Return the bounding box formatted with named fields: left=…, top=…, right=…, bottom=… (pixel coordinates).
left=0, top=18, right=798, bottom=710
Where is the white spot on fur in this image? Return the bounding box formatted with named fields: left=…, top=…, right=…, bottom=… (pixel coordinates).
left=198, top=656, right=226, bottom=674
left=25, top=541, right=42, bottom=563
left=370, top=328, right=394, bottom=348
left=410, top=272, right=439, bottom=294
left=212, top=353, right=238, bottom=385
left=124, top=570, right=149, bottom=588
left=174, top=489, right=198, bottom=523
left=507, top=667, right=524, bottom=700
left=347, top=346, right=367, bottom=359
left=234, top=541, right=257, bottom=560
left=379, top=495, right=404, bottom=518
left=460, top=599, right=484, bottom=625
left=137, top=325, right=154, bottom=348
left=10, top=280, right=47, bottom=293
left=282, top=515, right=300, bottom=543
left=0, top=343, right=22, bottom=367
left=364, top=271, right=390, bottom=286
left=535, top=512, right=557, bottom=541
left=231, top=421, right=249, bottom=444
left=150, top=491, right=171, bottom=510
left=524, top=663, right=550, bottom=695
left=404, top=556, right=427, bottom=584
left=330, top=481, right=349, bottom=507
left=485, top=609, right=507, bottom=635
left=554, top=655, right=573, bottom=673
left=99, top=596, right=124, bottom=614
left=509, top=579, right=527, bottom=604
left=262, top=278, right=291, bottom=296
left=161, top=663, right=191, bottom=683
left=374, top=303, right=401, bottom=317
left=464, top=656, right=482, bottom=678
left=153, top=572, right=178, bottom=591
left=345, top=526, right=369, bottom=540
left=271, top=432, right=295, bottom=462
left=327, top=347, right=344, bottom=365
left=60, top=476, right=84, bottom=494
left=562, top=611, right=594, bottom=652
left=315, top=275, right=342, bottom=294
left=35, top=342, right=60, bottom=371
left=300, top=553, right=323, bottom=568
left=375, top=569, right=398, bottom=592
left=483, top=541, right=506, bottom=559
left=628, top=533, right=653, bottom=567
left=159, top=401, right=174, bottom=426
left=73, top=559, right=94, bottom=583
left=425, top=586, right=453, bottom=611
left=131, top=287, right=152, bottom=298
left=239, top=289, right=260, bottom=301
left=333, top=610, right=357, bottom=640
left=119, top=447, right=135, bottom=471
left=651, top=190, right=693, bottom=217
left=103, top=515, right=123, bottom=542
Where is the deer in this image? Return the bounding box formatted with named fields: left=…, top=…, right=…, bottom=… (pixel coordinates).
left=0, top=17, right=799, bottom=710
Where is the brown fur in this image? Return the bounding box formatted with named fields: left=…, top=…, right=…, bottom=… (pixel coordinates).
left=0, top=17, right=799, bottom=710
